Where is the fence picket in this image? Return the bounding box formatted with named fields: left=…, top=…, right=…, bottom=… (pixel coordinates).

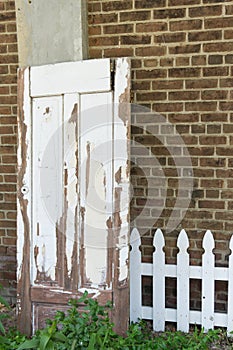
left=130, top=228, right=233, bottom=333
left=130, top=228, right=142, bottom=323
left=227, top=235, right=233, bottom=334
left=202, top=230, right=215, bottom=331
left=177, top=229, right=189, bottom=332
left=153, top=229, right=165, bottom=331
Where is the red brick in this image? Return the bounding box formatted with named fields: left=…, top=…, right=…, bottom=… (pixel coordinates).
left=0, top=12, right=15, bottom=21
left=170, top=19, right=202, bottom=31
left=89, top=48, right=102, bottom=58
left=160, top=57, right=174, bottom=67
left=1, top=135, right=17, bottom=144
left=154, top=8, right=185, bottom=19
left=121, top=35, right=151, bottom=45
left=136, top=22, right=167, bottom=32
left=203, top=67, right=228, bottom=77
left=136, top=69, right=167, bottom=79
left=169, top=44, right=201, bottom=55
left=88, top=26, right=101, bottom=36
left=169, top=68, right=201, bottom=78
left=102, top=1, right=133, bottom=11
left=153, top=102, right=183, bottom=113
left=0, top=33, right=17, bottom=43
left=5, top=1, right=15, bottom=11
left=89, top=36, right=118, bottom=47
left=103, top=24, right=133, bottom=35
left=7, top=43, right=18, bottom=53
left=154, top=32, right=185, bottom=43
left=208, top=54, right=223, bottom=65
left=219, top=102, right=233, bottom=111
left=153, top=80, right=183, bottom=90
left=0, top=95, right=17, bottom=104
left=200, top=158, right=225, bottom=167
left=103, top=47, right=134, bottom=57
left=144, top=59, right=158, bottom=67
left=201, top=90, right=227, bottom=100
left=189, top=30, right=221, bottom=42
left=201, top=113, right=227, bottom=122
left=120, top=11, right=151, bottom=22
left=136, top=92, right=167, bottom=101
left=168, top=113, right=199, bottom=123
left=207, top=124, right=221, bottom=134
left=175, top=57, right=190, bottom=66
left=199, top=136, right=226, bottom=145
left=185, top=102, right=217, bottom=111
left=135, top=0, right=166, bottom=8
left=169, top=91, right=200, bottom=100
left=192, top=55, right=207, bottom=66
left=136, top=46, right=166, bottom=57
left=88, top=2, right=101, bottom=13
left=6, top=23, right=16, bottom=32
left=189, top=5, right=222, bottom=18
left=89, top=13, right=117, bottom=25
left=2, top=237, right=16, bottom=246
left=169, top=0, right=200, bottom=5
left=203, top=42, right=233, bottom=52
left=205, top=17, right=233, bottom=29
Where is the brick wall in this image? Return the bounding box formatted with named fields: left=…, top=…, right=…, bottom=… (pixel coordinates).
left=88, top=0, right=233, bottom=312
left=0, top=0, right=232, bottom=312
left=0, top=0, right=18, bottom=303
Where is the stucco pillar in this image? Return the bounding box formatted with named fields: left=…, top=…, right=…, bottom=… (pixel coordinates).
left=15, top=0, right=88, bottom=67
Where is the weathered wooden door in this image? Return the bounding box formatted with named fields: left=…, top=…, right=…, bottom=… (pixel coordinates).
left=17, top=58, right=130, bottom=335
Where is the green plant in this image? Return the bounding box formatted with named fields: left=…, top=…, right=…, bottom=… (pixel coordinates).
left=15, top=292, right=225, bottom=349
left=0, top=284, right=10, bottom=335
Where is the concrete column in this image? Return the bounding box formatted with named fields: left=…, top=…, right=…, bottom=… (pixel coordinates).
left=15, top=0, right=88, bottom=67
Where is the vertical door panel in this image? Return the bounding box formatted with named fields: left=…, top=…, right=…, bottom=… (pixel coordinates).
left=79, top=92, right=113, bottom=288
left=63, top=94, right=79, bottom=290
left=32, top=97, right=63, bottom=285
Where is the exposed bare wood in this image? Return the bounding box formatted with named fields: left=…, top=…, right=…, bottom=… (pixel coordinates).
left=17, top=67, right=32, bottom=336
left=112, top=58, right=131, bottom=335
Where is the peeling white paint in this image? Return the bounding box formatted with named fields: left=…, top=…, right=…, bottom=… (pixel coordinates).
left=113, top=58, right=131, bottom=282
left=17, top=67, right=31, bottom=282
left=32, top=96, right=63, bottom=283
left=80, top=93, right=112, bottom=287
left=78, top=288, right=101, bottom=298
left=64, top=94, right=79, bottom=276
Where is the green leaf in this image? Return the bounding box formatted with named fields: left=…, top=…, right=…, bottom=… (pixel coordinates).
left=71, top=339, right=77, bottom=350
left=0, top=295, right=10, bottom=309
left=39, top=334, right=51, bottom=350
left=44, top=340, right=54, bottom=350
left=87, top=333, right=97, bottom=350
left=52, top=332, right=67, bottom=342
left=17, top=338, right=39, bottom=349
left=0, top=320, right=6, bottom=335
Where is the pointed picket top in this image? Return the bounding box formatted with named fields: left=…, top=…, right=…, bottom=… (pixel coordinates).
left=130, top=228, right=142, bottom=323
left=229, top=235, right=233, bottom=254
left=177, top=229, right=190, bottom=333
left=202, top=230, right=215, bottom=251
left=153, top=228, right=165, bottom=253
left=228, top=234, right=233, bottom=335
left=130, top=228, right=141, bottom=251
left=177, top=229, right=189, bottom=253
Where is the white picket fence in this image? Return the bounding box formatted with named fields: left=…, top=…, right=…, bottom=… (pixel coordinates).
left=130, top=228, right=233, bottom=334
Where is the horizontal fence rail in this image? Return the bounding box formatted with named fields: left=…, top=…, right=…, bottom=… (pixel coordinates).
left=130, top=228, right=233, bottom=334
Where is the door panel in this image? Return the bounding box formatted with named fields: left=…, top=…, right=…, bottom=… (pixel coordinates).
left=17, top=58, right=130, bottom=335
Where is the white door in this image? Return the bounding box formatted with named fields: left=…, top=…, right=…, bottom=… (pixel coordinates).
left=17, top=58, right=131, bottom=335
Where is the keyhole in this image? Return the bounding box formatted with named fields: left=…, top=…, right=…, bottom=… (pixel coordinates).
left=21, top=186, right=29, bottom=195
